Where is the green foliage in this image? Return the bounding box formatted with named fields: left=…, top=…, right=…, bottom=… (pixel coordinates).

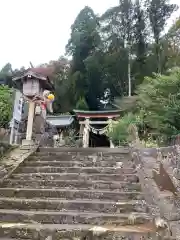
left=164, top=17, right=180, bottom=69
left=0, top=85, right=13, bottom=128
left=107, top=113, right=138, bottom=144
left=147, top=0, right=178, bottom=72
left=0, top=63, right=13, bottom=87
left=136, top=67, right=180, bottom=141
left=66, top=7, right=100, bottom=56
left=147, top=0, right=177, bottom=41
left=29, top=2, right=180, bottom=114
left=0, top=0, right=179, bottom=120
left=75, top=97, right=89, bottom=110
left=52, top=58, right=74, bottom=113
left=100, top=1, right=134, bottom=96
left=109, top=68, right=180, bottom=145
left=66, top=6, right=104, bottom=110
left=133, top=0, right=147, bottom=83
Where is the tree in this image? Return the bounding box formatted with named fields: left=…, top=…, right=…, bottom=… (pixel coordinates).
left=133, top=0, right=147, bottom=84
left=164, top=17, right=180, bottom=69
left=100, top=1, right=135, bottom=97
left=0, top=85, right=13, bottom=128
left=39, top=57, right=74, bottom=113
left=147, top=0, right=177, bottom=72
left=108, top=68, right=180, bottom=145
left=136, top=67, right=180, bottom=141
left=0, top=63, right=13, bottom=87
left=53, top=59, right=74, bottom=113
left=36, top=56, right=77, bottom=113
left=119, top=0, right=135, bottom=96
left=100, top=6, right=128, bottom=97
left=66, top=6, right=103, bottom=110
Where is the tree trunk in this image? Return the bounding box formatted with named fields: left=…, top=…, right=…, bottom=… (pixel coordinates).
left=128, top=48, right=131, bottom=97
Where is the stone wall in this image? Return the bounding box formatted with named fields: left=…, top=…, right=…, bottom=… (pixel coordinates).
left=131, top=146, right=180, bottom=239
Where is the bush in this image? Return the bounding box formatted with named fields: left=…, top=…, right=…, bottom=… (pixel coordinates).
left=108, top=68, right=180, bottom=146
left=0, top=85, right=13, bottom=128
left=107, top=113, right=138, bottom=145
left=136, top=67, right=180, bottom=141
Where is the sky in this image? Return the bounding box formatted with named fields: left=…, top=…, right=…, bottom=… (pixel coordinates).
left=0, top=0, right=180, bottom=69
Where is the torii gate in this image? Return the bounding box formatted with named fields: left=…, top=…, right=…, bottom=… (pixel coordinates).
left=74, top=109, right=121, bottom=148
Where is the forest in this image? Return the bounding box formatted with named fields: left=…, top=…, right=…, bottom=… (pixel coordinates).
left=0, top=0, right=180, bottom=145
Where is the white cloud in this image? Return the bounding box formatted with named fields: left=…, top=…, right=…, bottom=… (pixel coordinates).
left=0, top=0, right=179, bottom=69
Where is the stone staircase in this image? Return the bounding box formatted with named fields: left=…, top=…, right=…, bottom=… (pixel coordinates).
left=0, top=147, right=160, bottom=239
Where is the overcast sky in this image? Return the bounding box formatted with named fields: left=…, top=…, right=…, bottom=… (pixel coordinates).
left=0, top=0, right=179, bottom=69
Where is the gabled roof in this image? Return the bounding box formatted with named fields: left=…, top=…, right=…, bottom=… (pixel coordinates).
left=12, top=67, right=54, bottom=91
left=74, top=109, right=121, bottom=118
left=27, top=67, right=55, bottom=78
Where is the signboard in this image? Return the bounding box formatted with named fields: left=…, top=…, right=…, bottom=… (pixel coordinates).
left=10, top=90, right=27, bottom=144
left=13, top=90, right=24, bottom=122
left=12, top=90, right=28, bottom=122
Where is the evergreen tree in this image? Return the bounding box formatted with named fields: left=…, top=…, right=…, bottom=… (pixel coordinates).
left=66, top=6, right=103, bottom=110
left=147, top=0, right=177, bottom=72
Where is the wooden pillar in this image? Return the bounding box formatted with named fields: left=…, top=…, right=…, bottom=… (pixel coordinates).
left=59, top=131, right=65, bottom=146
left=9, top=120, right=14, bottom=145
left=110, top=140, right=115, bottom=148
left=26, top=101, right=35, bottom=141
left=80, top=123, right=84, bottom=136
left=60, top=131, right=63, bottom=142
left=108, top=117, right=114, bottom=148
left=83, top=118, right=89, bottom=148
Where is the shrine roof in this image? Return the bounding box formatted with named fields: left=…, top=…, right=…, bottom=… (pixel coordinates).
left=27, top=67, right=55, bottom=78
left=12, top=67, right=54, bottom=90
left=74, top=109, right=121, bottom=118
left=46, top=115, right=74, bottom=127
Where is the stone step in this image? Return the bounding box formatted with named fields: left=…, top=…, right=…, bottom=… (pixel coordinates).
left=11, top=173, right=139, bottom=182
left=16, top=166, right=135, bottom=174
left=0, top=146, right=159, bottom=240
left=0, top=188, right=143, bottom=201
left=0, top=237, right=172, bottom=240
left=0, top=197, right=146, bottom=213
left=3, top=179, right=141, bottom=191
left=38, top=147, right=130, bottom=154
left=24, top=160, right=134, bottom=168
left=29, top=154, right=130, bottom=161
left=0, top=223, right=157, bottom=240
left=34, top=152, right=130, bottom=159
left=0, top=209, right=151, bottom=225
left=0, top=239, right=30, bottom=240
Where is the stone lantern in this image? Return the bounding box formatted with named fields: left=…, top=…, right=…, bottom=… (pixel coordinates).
left=12, top=68, right=54, bottom=145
